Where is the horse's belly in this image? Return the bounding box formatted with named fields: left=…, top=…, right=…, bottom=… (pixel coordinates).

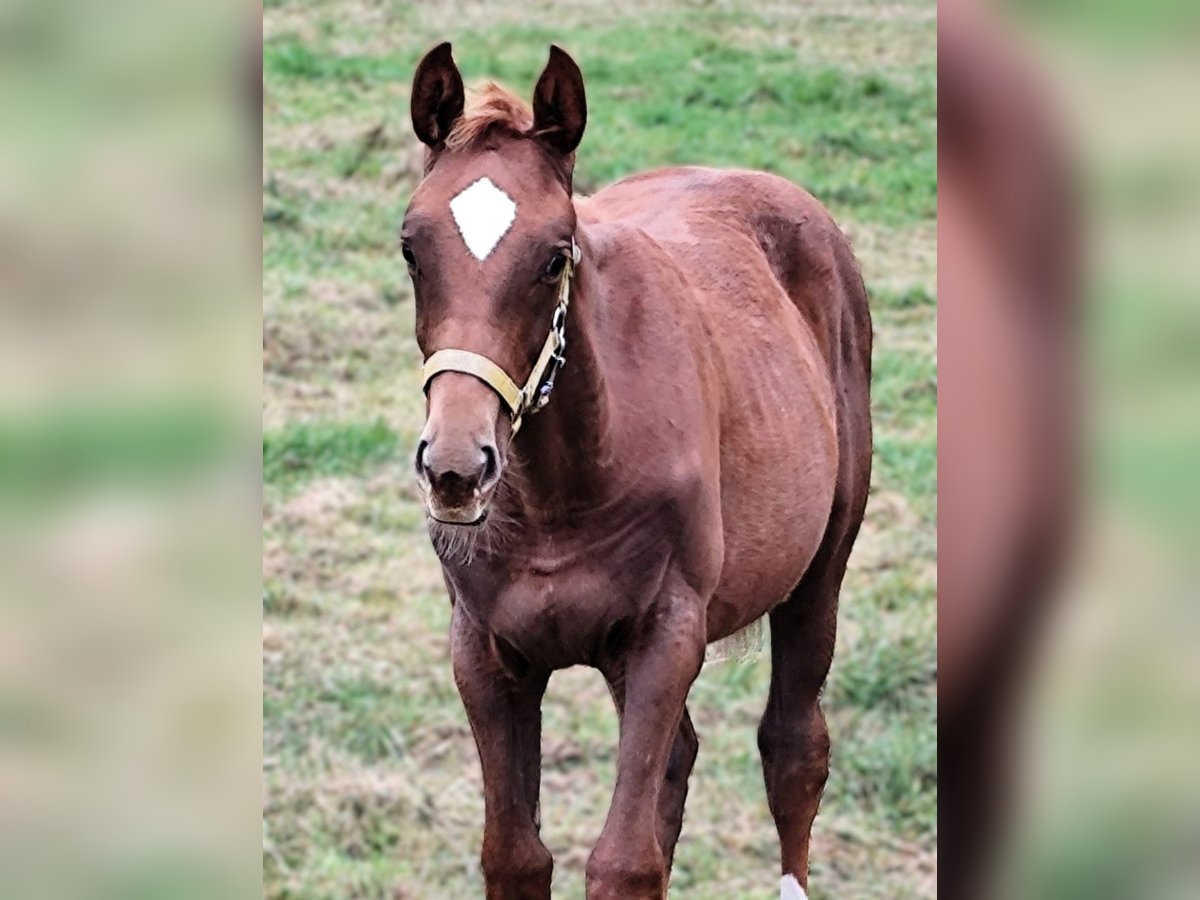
left=707, top=353, right=838, bottom=641
left=708, top=486, right=830, bottom=641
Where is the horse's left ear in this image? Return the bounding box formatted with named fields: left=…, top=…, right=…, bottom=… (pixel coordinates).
left=411, top=42, right=465, bottom=148
left=531, top=45, right=587, bottom=156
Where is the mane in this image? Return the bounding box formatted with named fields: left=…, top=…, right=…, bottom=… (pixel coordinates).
left=445, top=82, right=534, bottom=152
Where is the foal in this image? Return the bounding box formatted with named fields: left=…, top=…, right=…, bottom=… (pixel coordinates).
left=404, top=44, right=872, bottom=900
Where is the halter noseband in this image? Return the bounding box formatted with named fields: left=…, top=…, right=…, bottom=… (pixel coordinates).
left=420, top=239, right=580, bottom=435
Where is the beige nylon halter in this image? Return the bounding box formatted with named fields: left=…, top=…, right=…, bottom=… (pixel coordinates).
left=420, top=239, right=579, bottom=434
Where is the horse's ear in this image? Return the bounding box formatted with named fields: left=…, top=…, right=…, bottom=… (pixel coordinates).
left=411, top=42, right=465, bottom=148
left=531, top=45, right=587, bottom=156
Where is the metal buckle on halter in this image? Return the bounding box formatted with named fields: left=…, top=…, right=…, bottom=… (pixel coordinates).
left=533, top=345, right=567, bottom=412
left=526, top=241, right=575, bottom=416
left=528, top=321, right=566, bottom=413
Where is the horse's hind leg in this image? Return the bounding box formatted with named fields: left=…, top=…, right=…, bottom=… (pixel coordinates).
left=759, top=502, right=863, bottom=897
left=758, top=579, right=836, bottom=898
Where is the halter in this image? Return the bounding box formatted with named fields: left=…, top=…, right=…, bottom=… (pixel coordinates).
left=420, top=238, right=580, bottom=435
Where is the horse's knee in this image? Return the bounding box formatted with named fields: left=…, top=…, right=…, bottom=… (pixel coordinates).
left=585, top=858, right=665, bottom=900
left=481, top=832, right=552, bottom=898
left=586, top=836, right=666, bottom=900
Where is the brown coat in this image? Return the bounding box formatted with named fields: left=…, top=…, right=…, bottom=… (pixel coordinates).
left=404, top=43, right=871, bottom=900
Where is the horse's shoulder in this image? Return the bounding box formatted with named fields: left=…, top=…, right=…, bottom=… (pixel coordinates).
left=575, top=218, right=682, bottom=287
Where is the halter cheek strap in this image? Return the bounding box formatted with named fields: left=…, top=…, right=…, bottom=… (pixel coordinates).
left=420, top=239, right=579, bottom=434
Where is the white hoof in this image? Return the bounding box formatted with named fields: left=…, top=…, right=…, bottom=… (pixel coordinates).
left=781, top=874, right=808, bottom=900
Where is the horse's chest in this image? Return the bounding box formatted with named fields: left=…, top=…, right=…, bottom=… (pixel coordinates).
left=497, top=568, right=619, bottom=655
left=448, top=530, right=674, bottom=667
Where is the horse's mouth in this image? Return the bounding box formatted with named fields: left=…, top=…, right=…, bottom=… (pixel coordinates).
left=416, top=471, right=498, bottom=527
left=430, top=511, right=488, bottom=526
left=426, top=503, right=490, bottom=527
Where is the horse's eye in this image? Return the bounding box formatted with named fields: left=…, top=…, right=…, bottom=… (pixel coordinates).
left=542, top=252, right=566, bottom=281
left=401, top=241, right=417, bottom=272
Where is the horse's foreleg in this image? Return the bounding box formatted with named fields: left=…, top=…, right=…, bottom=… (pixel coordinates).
left=451, top=608, right=552, bottom=900
left=603, top=681, right=699, bottom=874
left=587, top=591, right=705, bottom=900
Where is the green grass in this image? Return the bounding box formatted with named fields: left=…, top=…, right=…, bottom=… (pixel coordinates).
left=263, top=0, right=936, bottom=897
left=873, top=285, right=938, bottom=310
left=264, top=18, right=935, bottom=225
left=263, top=420, right=401, bottom=485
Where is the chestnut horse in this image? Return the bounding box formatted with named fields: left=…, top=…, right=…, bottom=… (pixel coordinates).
left=403, top=43, right=872, bottom=900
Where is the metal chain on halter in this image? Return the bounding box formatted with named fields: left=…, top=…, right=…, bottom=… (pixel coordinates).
left=529, top=238, right=580, bottom=415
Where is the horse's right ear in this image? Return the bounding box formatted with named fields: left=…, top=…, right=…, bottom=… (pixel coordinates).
left=410, top=42, right=465, bottom=148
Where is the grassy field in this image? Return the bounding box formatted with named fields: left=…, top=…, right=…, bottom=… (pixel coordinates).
left=262, top=1, right=936, bottom=897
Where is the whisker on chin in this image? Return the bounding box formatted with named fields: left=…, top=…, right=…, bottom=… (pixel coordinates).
left=426, top=457, right=526, bottom=565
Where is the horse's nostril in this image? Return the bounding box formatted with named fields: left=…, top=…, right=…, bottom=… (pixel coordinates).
left=415, top=439, right=430, bottom=478
left=480, top=444, right=499, bottom=486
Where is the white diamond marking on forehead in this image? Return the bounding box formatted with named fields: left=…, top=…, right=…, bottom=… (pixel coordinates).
left=449, top=177, right=517, bottom=261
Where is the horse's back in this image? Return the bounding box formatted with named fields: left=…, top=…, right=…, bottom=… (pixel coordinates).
left=581, top=167, right=872, bottom=639
left=584, top=166, right=868, bottom=378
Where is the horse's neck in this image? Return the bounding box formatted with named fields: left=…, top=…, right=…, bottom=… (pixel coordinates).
left=507, top=249, right=615, bottom=513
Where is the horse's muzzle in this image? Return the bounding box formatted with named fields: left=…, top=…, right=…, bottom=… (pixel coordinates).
left=415, top=436, right=500, bottom=525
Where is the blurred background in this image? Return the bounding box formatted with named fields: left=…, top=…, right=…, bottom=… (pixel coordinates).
left=0, top=0, right=1196, bottom=897
left=939, top=0, right=1200, bottom=897
left=0, top=0, right=259, bottom=897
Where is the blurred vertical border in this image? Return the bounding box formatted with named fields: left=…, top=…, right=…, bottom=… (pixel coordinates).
left=939, top=0, right=1200, bottom=896
left=0, top=0, right=260, bottom=896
